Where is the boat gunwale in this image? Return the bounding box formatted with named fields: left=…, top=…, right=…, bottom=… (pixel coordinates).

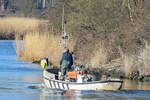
left=43, top=76, right=123, bottom=85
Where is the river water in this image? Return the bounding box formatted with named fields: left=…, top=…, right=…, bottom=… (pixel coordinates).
left=0, top=40, right=150, bottom=100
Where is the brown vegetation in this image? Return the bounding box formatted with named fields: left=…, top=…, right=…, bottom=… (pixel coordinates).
left=0, top=17, right=42, bottom=39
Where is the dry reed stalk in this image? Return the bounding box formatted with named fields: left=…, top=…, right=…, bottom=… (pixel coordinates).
left=140, top=42, right=150, bottom=74
left=122, top=54, right=135, bottom=76
left=15, top=36, right=24, bottom=58
left=119, top=46, right=138, bottom=76
left=90, top=42, right=108, bottom=67
left=0, top=17, right=41, bottom=34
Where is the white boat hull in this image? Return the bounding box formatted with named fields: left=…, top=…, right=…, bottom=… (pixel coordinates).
left=43, top=69, right=123, bottom=91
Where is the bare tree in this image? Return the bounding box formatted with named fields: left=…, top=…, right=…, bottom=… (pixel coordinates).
left=0, top=0, right=5, bottom=11
left=42, top=0, right=46, bottom=8
left=122, top=0, right=134, bottom=22
left=127, top=0, right=133, bottom=22
left=37, top=0, right=39, bottom=8
left=50, top=0, right=54, bottom=7
left=37, top=0, right=48, bottom=9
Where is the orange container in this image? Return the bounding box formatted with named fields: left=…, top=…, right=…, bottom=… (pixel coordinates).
left=67, top=71, right=82, bottom=78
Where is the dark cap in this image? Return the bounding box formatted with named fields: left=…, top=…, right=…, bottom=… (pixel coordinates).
left=64, top=47, right=69, bottom=53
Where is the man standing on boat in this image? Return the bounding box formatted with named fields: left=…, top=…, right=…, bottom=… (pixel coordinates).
left=60, top=48, right=73, bottom=78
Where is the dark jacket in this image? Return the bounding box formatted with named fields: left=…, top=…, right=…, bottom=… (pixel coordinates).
left=60, top=52, right=73, bottom=69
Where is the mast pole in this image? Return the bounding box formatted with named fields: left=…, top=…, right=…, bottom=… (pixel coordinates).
left=62, top=4, right=66, bottom=48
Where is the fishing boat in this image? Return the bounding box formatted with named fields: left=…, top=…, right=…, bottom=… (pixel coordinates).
left=43, top=68, right=123, bottom=91
left=42, top=4, right=123, bottom=91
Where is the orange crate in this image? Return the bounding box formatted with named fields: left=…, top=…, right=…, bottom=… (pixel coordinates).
left=67, top=71, right=82, bottom=78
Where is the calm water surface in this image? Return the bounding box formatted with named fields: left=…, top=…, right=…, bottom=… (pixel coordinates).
left=0, top=40, right=150, bottom=100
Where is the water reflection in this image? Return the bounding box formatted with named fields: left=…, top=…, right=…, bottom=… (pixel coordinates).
left=123, top=79, right=150, bottom=90
left=40, top=88, right=150, bottom=100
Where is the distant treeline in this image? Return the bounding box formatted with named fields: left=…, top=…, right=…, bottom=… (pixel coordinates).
left=0, top=0, right=55, bottom=17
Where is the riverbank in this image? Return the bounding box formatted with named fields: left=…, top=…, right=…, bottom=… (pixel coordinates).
left=0, top=33, right=15, bottom=40
left=32, top=58, right=150, bottom=82
left=89, top=66, right=150, bottom=82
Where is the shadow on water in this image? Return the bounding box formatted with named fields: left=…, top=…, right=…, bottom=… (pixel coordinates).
left=39, top=88, right=150, bottom=100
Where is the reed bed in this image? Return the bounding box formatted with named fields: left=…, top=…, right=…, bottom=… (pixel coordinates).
left=120, top=42, right=150, bottom=76
left=0, top=17, right=41, bottom=34
left=90, top=42, right=108, bottom=67
left=122, top=54, right=137, bottom=76
left=16, top=31, right=75, bottom=66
